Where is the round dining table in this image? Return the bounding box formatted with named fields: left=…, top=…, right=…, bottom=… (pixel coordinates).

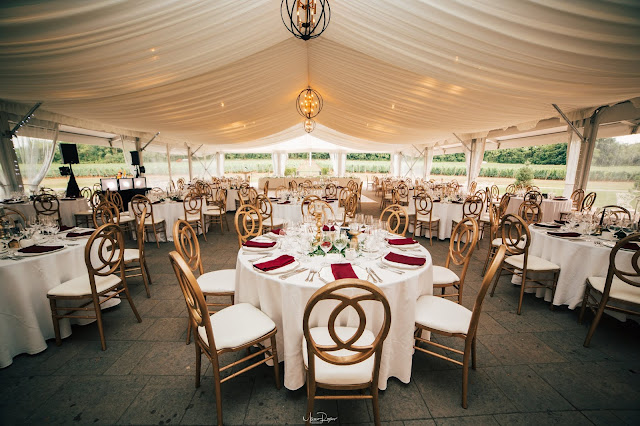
left=406, top=198, right=464, bottom=240
left=505, top=197, right=572, bottom=223
left=523, top=224, right=633, bottom=314
left=235, top=235, right=434, bottom=390
left=1, top=198, right=89, bottom=227
left=129, top=200, right=207, bottom=242
left=0, top=229, right=119, bottom=368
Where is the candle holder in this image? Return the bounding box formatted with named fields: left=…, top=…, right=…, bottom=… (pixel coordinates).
left=348, top=228, right=361, bottom=249
left=314, top=211, right=323, bottom=245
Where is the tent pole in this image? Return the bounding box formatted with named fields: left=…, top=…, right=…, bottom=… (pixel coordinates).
left=563, top=127, right=581, bottom=197
left=166, top=144, right=172, bottom=184
left=424, top=147, right=434, bottom=180
left=0, top=111, right=24, bottom=195
left=187, top=146, right=193, bottom=181
left=574, top=106, right=607, bottom=191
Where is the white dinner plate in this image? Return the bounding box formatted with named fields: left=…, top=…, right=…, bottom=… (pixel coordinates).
left=319, top=264, right=367, bottom=281
left=264, top=232, right=284, bottom=240
left=242, top=237, right=279, bottom=252
left=387, top=241, right=420, bottom=250
left=253, top=256, right=299, bottom=274
left=548, top=233, right=583, bottom=240
left=381, top=252, right=426, bottom=269
left=16, top=246, right=66, bottom=257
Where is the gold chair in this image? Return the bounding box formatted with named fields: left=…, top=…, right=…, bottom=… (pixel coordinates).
left=275, top=185, right=287, bottom=198
left=33, top=193, right=62, bottom=226
left=47, top=223, right=142, bottom=350
left=173, top=220, right=235, bottom=344
left=413, top=193, right=440, bottom=245
left=300, top=195, right=323, bottom=218
left=234, top=204, right=263, bottom=248
left=176, top=177, right=186, bottom=191
left=468, top=181, right=477, bottom=193
left=92, top=201, right=120, bottom=228
left=255, top=194, right=285, bottom=233
left=518, top=200, right=541, bottom=225
left=579, top=233, right=640, bottom=347
left=107, top=191, right=136, bottom=237
left=380, top=204, right=409, bottom=236
left=497, top=193, right=512, bottom=218
left=490, top=185, right=499, bottom=201
left=115, top=206, right=152, bottom=298
left=180, top=193, right=207, bottom=241
left=325, top=183, right=338, bottom=198
left=433, top=218, right=479, bottom=303
left=505, top=184, right=516, bottom=194
left=581, top=191, right=597, bottom=212
left=204, top=188, right=229, bottom=233
left=1, top=207, right=27, bottom=230
left=168, top=252, right=280, bottom=426
left=489, top=214, right=560, bottom=315
left=523, top=190, right=543, bottom=206
left=262, top=179, right=269, bottom=196
left=482, top=204, right=501, bottom=275
left=339, top=193, right=357, bottom=225
left=380, top=181, right=394, bottom=209
left=74, top=190, right=101, bottom=227
left=303, top=278, right=391, bottom=426
left=414, top=245, right=507, bottom=408
left=131, top=194, right=167, bottom=247
left=452, top=195, right=484, bottom=230
left=393, top=182, right=410, bottom=206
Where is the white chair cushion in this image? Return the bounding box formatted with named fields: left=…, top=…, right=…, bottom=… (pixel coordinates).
left=179, top=213, right=202, bottom=222
left=415, top=295, right=471, bottom=335
left=74, top=210, right=93, bottom=216
left=416, top=213, right=439, bottom=222
left=302, top=326, right=375, bottom=385
left=204, top=206, right=223, bottom=215
left=197, top=269, right=236, bottom=293
left=113, top=248, right=140, bottom=262
left=505, top=254, right=560, bottom=271
left=587, top=276, right=640, bottom=305
left=119, top=216, right=136, bottom=223
left=269, top=217, right=285, bottom=227
left=144, top=217, right=164, bottom=225
left=492, top=238, right=526, bottom=248
left=197, top=303, right=275, bottom=350
left=432, top=265, right=460, bottom=285
left=48, top=274, right=121, bottom=297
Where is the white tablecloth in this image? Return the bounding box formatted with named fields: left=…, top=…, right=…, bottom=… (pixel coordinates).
left=271, top=200, right=338, bottom=224
left=257, top=177, right=360, bottom=190
left=129, top=201, right=206, bottom=242
left=235, top=245, right=433, bottom=390
left=526, top=225, right=632, bottom=309
left=506, top=197, right=572, bottom=223
left=1, top=198, right=89, bottom=227
left=0, top=236, right=105, bottom=368
left=407, top=199, right=464, bottom=240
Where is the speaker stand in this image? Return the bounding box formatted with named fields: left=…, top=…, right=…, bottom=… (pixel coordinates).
left=65, top=165, right=80, bottom=198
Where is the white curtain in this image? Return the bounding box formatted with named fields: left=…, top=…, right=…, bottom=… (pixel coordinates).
left=216, top=152, right=225, bottom=177
left=272, top=152, right=288, bottom=176
left=13, top=124, right=59, bottom=193
left=329, top=153, right=339, bottom=176
left=465, top=138, right=487, bottom=190
left=424, top=147, right=434, bottom=179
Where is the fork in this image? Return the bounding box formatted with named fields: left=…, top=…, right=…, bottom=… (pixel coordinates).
left=378, top=263, right=405, bottom=275
left=280, top=268, right=307, bottom=279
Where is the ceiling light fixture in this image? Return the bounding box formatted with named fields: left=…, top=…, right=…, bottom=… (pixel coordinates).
left=281, top=0, right=331, bottom=41
left=296, top=86, right=323, bottom=119
left=304, top=118, right=316, bottom=133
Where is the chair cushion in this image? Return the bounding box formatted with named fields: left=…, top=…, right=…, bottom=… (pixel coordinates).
left=197, top=303, right=275, bottom=350
left=197, top=269, right=236, bottom=293
left=302, top=326, right=375, bottom=385
left=492, top=238, right=526, bottom=248
left=204, top=206, right=223, bottom=215
left=587, top=276, right=640, bottom=305
left=48, top=274, right=121, bottom=297
left=416, top=213, right=439, bottom=222
left=119, top=215, right=136, bottom=223
left=505, top=254, right=560, bottom=271
left=415, top=295, right=471, bottom=335
left=113, top=248, right=140, bottom=262
left=74, top=210, right=93, bottom=216
left=144, top=218, right=165, bottom=225
left=432, top=265, right=460, bottom=285
left=179, top=213, right=202, bottom=222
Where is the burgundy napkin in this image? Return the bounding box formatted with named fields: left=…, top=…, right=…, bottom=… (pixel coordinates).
left=554, top=197, right=568, bottom=200
left=243, top=240, right=277, bottom=248
left=269, top=197, right=279, bottom=201
left=534, top=223, right=561, bottom=229
left=67, top=230, right=94, bottom=238
left=331, top=263, right=358, bottom=279
left=152, top=200, right=163, bottom=204
left=388, top=238, right=418, bottom=245
left=323, top=198, right=338, bottom=202
left=622, top=242, right=640, bottom=251
left=59, top=225, right=74, bottom=232
left=253, top=255, right=295, bottom=272
left=384, top=252, right=426, bottom=266
left=303, top=201, right=311, bottom=205
left=433, top=199, right=441, bottom=202
left=278, top=201, right=291, bottom=205
left=322, top=225, right=336, bottom=231
left=17, top=245, right=64, bottom=254
left=547, top=231, right=581, bottom=238
left=450, top=200, right=463, bottom=204
left=271, top=228, right=283, bottom=235
left=554, top=220, right=567, bottom=225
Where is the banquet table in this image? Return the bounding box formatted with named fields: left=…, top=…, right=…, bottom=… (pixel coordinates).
left=129, top=200, right=206, bottom=242
left=1, top=198, right=89, bottom=227
left=235, top=236, right=433, bottom=390
left=505, top=197, right=572, bottom=223
left=523, top=224, right=633, bottom=310
left=406, top=198, right=464, bottom=240
left=0, top=230, right=118, bottom=368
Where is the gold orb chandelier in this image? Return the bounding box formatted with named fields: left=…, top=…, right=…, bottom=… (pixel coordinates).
left=296, top=86, right=323, bottom=119
left=303, top=118, right=316, bottom=133
left=281, top=0, right=331, bottom=41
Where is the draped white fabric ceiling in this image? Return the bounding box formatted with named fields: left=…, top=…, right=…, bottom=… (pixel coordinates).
left=1, top=0, right=639, bottom=151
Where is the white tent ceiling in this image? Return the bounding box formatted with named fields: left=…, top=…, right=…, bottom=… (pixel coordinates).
left=1, top=0, right=639, bottom=152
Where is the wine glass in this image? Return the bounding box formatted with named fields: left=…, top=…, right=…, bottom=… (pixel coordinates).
left=320, top=235, right=333, bottom=255
left=333, top=231, right=349, bottom=257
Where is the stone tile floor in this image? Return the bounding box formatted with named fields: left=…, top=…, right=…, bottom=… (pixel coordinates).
left=1, top=190, right=639, bottom=425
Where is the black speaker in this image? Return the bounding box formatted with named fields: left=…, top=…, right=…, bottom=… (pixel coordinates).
left=130, top=151, right=140, bottom=166
left=59, top=143, right=79, bottom=164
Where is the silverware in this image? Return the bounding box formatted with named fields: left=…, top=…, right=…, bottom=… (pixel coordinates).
left=365, top=268, right=379, bottom=283
left=378, top=263, right=404, bottom=275
left=280, top=268, right=307, bottom=279
left=249, top=255, right=271, bottom=264
left=369, top=267, right=383, bottom=282
left=318, top=275, right=329, bottom=284
left=305, top=270, right=314, bottom=282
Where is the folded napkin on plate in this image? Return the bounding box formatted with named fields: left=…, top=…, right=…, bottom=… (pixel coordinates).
left=270, top=228, right=284, bottom=235
left=547, top=231, right=581, bottom=238
left=67, top=230, right=94, bottom=238
left=18, top=244, right=64, bottom=254
left=269, top=197, right=279, bottom=200
left=433, top=199, right=441, bottom=202
left=331, top=263, right=358, bottom=279
left=554, top=197, right=568, bottom=200
left=59, top=225, right=74, bottom=232
left=554, top=220, right=567, bottom=225
left=152, top=200, right=163, bottom=204
left=384, top=252, right=426, bottom=266
left=278, top=201, right=291, bottom=205
left=322, top=225, right=336, bottom=231
left=303, top=201, right=311, bottom=205
left=621, top=242, right=640, bottom=251
left=323, top=198, right=338, bottom=202
left=253, top=255, right=295, bottom=272
left=243, top=240, right=277, bottom=248
left=534, top=223, right=561, bottom=229
left=450, top=200, right=463, bottom=204
left=388, top=237, right=418, bottom=245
